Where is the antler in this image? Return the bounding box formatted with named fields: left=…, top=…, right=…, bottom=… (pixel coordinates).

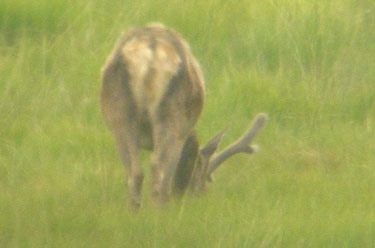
left=207, top=113, right=268, bottom=180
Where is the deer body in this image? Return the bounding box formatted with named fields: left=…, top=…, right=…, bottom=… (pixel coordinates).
left=101, top=24, right=205, bottom=208
left=101, top=23, right=268, bottom=210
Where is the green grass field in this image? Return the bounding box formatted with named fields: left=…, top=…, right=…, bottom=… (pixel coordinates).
left=1, top=0, right=375, bottom=247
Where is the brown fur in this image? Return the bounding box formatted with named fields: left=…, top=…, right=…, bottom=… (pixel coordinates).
left=101, top=23, right=205, bottom=209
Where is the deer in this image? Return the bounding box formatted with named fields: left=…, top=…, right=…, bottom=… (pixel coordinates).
left=101, top=23, right=268, bottom=210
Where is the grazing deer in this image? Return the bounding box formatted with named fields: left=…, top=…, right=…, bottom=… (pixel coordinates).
left=101, top=23, right=268, bottom=210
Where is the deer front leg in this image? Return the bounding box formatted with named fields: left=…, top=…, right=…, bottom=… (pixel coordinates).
left=112, top=127, right=143, bottom=210
left=172, top=132, right=199, bottom=197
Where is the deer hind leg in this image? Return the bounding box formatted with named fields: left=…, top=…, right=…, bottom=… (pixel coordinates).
left=112, top=127, right=143, bottom=209
left=101, top=63, right=144, bottom=210
left=150, top=119, right=187, bottom=205
left=112, top=126, right=144, bottom=210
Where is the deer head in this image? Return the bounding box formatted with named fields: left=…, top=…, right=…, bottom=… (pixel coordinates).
left=173, top=113, right=268, bottom=195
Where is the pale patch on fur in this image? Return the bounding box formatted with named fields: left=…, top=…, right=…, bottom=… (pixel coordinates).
left=122, top=37, right=153, bottom=109
left=148, top=40, right=181, bottom=110
left=121, top=36, right=181, bottom=112
left=146, top=22, right=166, bottom=29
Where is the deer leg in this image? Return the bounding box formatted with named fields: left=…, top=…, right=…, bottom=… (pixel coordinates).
left=112, top=127, right=143, bottom=210
left=150, top=123, right=186, bottom=205
left=172, top=132, right=199, bottom=197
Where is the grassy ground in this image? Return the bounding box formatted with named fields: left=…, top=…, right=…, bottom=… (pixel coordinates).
left=1, top=0, right=375, bottom=247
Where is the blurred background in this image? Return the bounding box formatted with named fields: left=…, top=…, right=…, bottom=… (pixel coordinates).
left=1, top=0, right=375, bottom=247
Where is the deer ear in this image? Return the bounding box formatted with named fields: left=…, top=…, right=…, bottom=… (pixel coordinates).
left=200, top=131, right=225, bottom=158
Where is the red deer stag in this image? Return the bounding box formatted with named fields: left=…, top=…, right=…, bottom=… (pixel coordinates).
left=101, top=23, right=268, bottom=210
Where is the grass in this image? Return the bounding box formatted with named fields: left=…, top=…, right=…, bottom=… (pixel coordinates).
left=1, top=0, right=375, bottom=247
